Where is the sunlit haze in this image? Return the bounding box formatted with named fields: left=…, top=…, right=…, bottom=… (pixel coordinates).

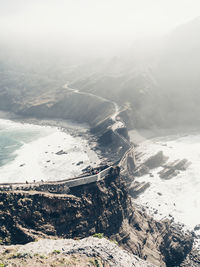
left=1, top=1, right=200, bottom=262
left=1, top=0, right=200, bottom=56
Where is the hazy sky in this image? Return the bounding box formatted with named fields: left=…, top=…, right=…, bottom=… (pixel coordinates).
left=1, top=0, right=200, bottom=55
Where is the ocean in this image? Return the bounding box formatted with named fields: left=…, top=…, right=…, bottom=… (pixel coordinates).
left=130, top=130, right=200, bottom=232
left=0, top=118, right=50, bottom=167
left=0, top=118, right=99, bottom=183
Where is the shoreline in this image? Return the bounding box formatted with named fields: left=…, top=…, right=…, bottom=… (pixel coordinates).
left=0, top=110, right=104, bottom=157
left=130, top=129, right=200, bottom=245
left=0, top=111, right=102, bottom=183
left=0, top=112, right=198, bottom=264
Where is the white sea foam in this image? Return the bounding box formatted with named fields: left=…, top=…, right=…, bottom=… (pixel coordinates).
left=130, top=130, right=200, bottom=230
left=0, top=119, right=100, bottom=183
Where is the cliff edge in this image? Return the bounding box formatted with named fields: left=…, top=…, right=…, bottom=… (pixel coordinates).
left=0, top=171, right=193, bottom=267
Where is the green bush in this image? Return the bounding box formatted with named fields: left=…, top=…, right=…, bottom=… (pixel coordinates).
left=94, top=259, right=100, bottom=267
left=13, top=252, right=31, bottom=258
left=52, top=250, right=61, bottom=254
left=93, top=233, right=104, bottom=239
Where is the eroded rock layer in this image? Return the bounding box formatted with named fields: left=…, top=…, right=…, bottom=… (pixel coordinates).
left=0, top=171, right=193, bottom=267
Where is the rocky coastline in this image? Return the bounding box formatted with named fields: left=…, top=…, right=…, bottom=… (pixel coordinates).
left=0, top=90, right=198, bottom=266
left=0, top=165, right=194, bottom=267
left=129, top=131, right=200, bottom=266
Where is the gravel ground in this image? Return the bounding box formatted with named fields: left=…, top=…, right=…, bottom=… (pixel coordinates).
left=0, top=237, right=155, bottom=267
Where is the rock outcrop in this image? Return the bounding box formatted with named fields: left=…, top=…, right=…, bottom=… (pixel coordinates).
left=0, top=237, right=155, bottom=267
left=133, top=151, right=167, bottom=177
left=129, top=181, right=150, bottom=198
left=144, top=151, right=168, bottom=169
left=159, top=159, right=191, bottom=180
left=160, top=225, right=194, bottom=266
left=0, top=171, right=193, bottom=266
left=179, top=249, right=200, bottom=267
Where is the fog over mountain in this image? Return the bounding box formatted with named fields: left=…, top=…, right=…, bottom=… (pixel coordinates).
left=1, top=2, right=200, bottom=266
left=69, top=16, right=200, bottom=128
left=1, top=1, right=200, bottom=129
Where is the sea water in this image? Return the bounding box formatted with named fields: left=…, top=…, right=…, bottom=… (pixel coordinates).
left=0, top=118, right=99, bottom=183
left=130, top=130, right=200, bottom=230
left=0, top=118, right=51, bottom=167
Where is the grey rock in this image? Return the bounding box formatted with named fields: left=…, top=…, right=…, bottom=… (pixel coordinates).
left=14, top=237, right=156, bottom=267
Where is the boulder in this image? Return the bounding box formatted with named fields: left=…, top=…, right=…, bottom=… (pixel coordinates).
left=76, top=161, right=84, bottom=166
left=194, top=224, right=200, bottom=231
left=133, top=165, right=149, bottom=176
left=159, top=168, right=179, bottom=180
left=56, top=150, right=68, bottom=155
left=160, top=227, right=193, bottom=267
left=144, top=151, right=168, bottom=169
left=129, top=181, right=150, bottom=198
left=159, top=159, right=190, bottom=179
left=163, top=159, right=190, bottom=171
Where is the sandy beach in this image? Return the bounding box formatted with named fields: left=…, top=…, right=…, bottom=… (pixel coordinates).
left=0, top=114, right=100, bottom=183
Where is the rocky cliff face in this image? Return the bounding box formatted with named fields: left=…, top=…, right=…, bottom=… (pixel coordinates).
left=0, top=171, right=193, bottom=267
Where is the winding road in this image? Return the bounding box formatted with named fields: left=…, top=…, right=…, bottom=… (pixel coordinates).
left=0, top=83, right=133, bottom=190
left=63, top=82, right=124, bottom=130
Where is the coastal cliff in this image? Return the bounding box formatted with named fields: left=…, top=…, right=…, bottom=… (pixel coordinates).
left=0, top=171, right=193, bottom=267
left=0, top=87, right=115, bottom=128
left=0, top=72, right=195, bottom=266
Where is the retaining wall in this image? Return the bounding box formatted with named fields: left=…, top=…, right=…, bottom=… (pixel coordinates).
left=0, top=167, right=113, bottom=193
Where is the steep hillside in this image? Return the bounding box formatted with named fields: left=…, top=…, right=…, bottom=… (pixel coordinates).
left=70, top=17, right=200, bottom=128
left=0, top=171, right=193, bottom=267
left=0, top=63, right=114, bottom=127
left=156, top=17, right=200, bottom=126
